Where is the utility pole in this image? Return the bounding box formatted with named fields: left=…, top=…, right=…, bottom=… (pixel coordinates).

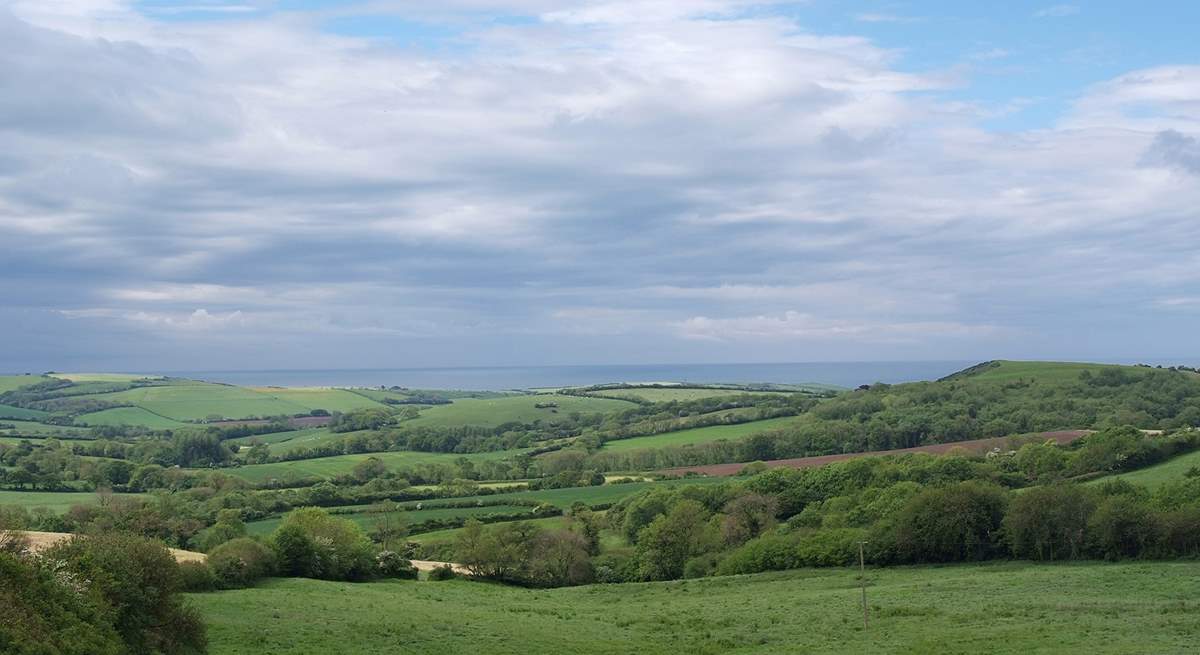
left=859, top=540, right=870, bottom=630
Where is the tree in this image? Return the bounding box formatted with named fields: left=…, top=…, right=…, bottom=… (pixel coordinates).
left=270, top=507, right=375, bottom=581
left=208, top=538, right=276, bottom=588
left=43, top=533, right=207, bottom=655
left=635, top=500, right=717, bottom=581
left=0, top=551, right=124, bottom=655
left=1088, top=495, right=1159, bottom=560
left=368, top=501, right=408, bottom=550
left=352, top=457, right=389, bottom=483
left=889, top=482, right=1008, bottom=563
left=721, top=493, right=778, bottom=546
left=528, top=530, right=593, bottom=587
left=1004, top=485, right=1095, bottom=560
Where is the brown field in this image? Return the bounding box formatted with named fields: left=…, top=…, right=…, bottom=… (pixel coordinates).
left=658, top=430, right=1091, bottom=477
left=12, top=530, right=207, bottom=563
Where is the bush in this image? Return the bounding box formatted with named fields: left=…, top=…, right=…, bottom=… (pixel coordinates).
left=209, top=538, right=276, bottom=589
left=0, top=551, right=124, bottom=655
left=43, top=533, right=207, bottom=655
left=1088, top=496, right=1160, bottom=560
left=376, top=551, right=417, bottom=579
left=270, top=507, right=376, bottom=581
left=177, top=561, right=219, bottom=592
left=1004, top=485, right=1096, bottom=560
left=427, top=564, right=457, bottom=581
left=888, top=482, right=1008, bottom=563
left=715, top=533, right=802, bottom=575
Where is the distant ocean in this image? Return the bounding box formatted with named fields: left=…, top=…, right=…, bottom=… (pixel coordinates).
left=155, top=361, right=978, bottom=391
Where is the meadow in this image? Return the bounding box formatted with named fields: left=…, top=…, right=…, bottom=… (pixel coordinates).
left=1088, top=447, right=1200, bottom=489
left=0, top=403, right=49, bottom=420
left=0, top=375, right=44, bottom=393
left=249, top=387, right=388, bottom=413
left=0, top=420, right=92, bottom=437
left=959, top=360, right=1147, bottom=384
left=91, top=383, right=312, bottom=421
left=406, top=394, right=636, bottom=428
left=245, top=503, right=542, bottom=536
left=601, top=415, right=801, bottom=452
left=191, top=561, right=1200, bottom=654
left=74, top=406, right=190, bottom=429
left=0, top=489, right=147, bottom=513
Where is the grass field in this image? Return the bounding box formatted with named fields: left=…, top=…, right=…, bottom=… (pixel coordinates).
left=587, top=387, right=797, bottom=402
left=225, top=428, right=342, bottom=453
left=250, top=388, right=388, bottom=413
left=602, top=416, right=801, bottom=452
left=93, top=383, right=311, bottom=421
left=0, top=435, right=50, bottom=445
left=963, top=360, right=1148, bottom=384
left=0, top=489, right=147, bottom=513
left=0, top=420, right=92, bottom=437
left=74, top=406, right=191, bottom=429
left=406, top=515, right=570, bottom=543
left=49, top=373, right=164, bottom=382
left=216, top=448, right=527, bottom=484
left=407, top=394, right=635, bottom=428
left=0, top=404, right=49, bottom=420
left=192, top=560, right=1200, bottom=654
left=0, top=375, right=47, bottom=393
left=1089, top=448, right=1200, bottom=489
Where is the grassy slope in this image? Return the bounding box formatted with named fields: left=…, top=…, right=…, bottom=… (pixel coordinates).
left=216, top=449, right=526, bottom=483
left=0, top=420, right=92, bottom=437
left=245, top=504, right=542, bottom=537
left=0, top=404, right=49, bottom=420
left=602, top=416, right=802, bottom=452
left=94, top=383, right=310, bottom=421
left=0, top=375, right=48, bottom=393
left=1088, top=448, right=1200, bottom=489
left=250, top=388, right=389, bottom=413
left=50, top=373, right=159, bottom=382
left=407, top=394, right=636, bottom=428
left=961, top=360, right=1146, bottom=384
left=193, top=561, right=1200, bottom=655
left=74, top=406, right=191, bottom=429
left=0, top=490, right=147, bottom=513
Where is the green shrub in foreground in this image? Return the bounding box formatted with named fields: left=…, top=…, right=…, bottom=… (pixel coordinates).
left=209, top=538, right=275, bottom=589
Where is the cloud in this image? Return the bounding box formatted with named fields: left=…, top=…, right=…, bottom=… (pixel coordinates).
left=1141, top=130, right=1200, bottom=175
left=1033, top=5, right=1080, bottom=18
left=1, top=1, right=1199, bottom=369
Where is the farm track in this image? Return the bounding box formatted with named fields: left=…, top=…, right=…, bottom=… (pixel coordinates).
left=657, top=430, right=1092, bottom=477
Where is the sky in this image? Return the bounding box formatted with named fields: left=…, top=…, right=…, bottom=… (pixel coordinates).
left=1, top=0, right=1199, bottom=372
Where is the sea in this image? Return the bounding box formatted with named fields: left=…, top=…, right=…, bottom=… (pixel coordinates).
left=153, top=361, right=979, bottom=391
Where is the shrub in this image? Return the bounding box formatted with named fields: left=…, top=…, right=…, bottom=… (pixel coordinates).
left=43, top=533, right=207, bottom=655
left=0, top=551, right=124, bottom=655
left=177, top=561, right=219, bottom=592
left=427, top=564, right=457, bottom=581
left=888, top=482, right=1008, bottom=563
left=209, top=538, right=276, bottom=589
left=715, top=533, right=801, bottom=575
left=1088, top=496, right=1160, bottom=560
left=375, top=551, right=417, bottom=579
left=1004, top=485, right=1096, bottom=560
left=270, top=507, right=376, bottom=581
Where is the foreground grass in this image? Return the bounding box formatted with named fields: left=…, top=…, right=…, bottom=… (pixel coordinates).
left=192, top=561, right=1200, bottom=654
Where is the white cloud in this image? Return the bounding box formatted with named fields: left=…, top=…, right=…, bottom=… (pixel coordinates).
left=1033, top=5, right=1080, bottom=18
left=676, top=311, right=1003, bottom=343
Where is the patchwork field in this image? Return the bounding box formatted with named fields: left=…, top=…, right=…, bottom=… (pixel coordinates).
left=601, top=415, right=801, bottom=452
left=245, top=503, right=542, bottom=537
left=407, top=394, right=636, bottom=428
left=0, top=420, right=93, bottom=437
left=250, top=388, right=388, bottom=413
left=0, top=375, right=47, bottom=393
left=0, top=404, right=49, bottom=420
left=191, top=561, right=1200, bottom=654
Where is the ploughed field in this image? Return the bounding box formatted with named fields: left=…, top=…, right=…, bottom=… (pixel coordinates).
left=191, top=560, right=1200, bottom=655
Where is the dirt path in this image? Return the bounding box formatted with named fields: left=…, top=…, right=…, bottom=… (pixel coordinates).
left=657, top=430, right=1092, bottom=477
left=12, top=530, right=207, bottom=563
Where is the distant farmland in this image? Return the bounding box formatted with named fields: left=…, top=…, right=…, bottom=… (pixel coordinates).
left=406, top=394, right=636, bottom=428
left=601, top=415, right=801, bottom=452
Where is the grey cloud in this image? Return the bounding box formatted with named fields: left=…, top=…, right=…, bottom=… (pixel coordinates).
left=1141, top=130, right=1200, bottom=175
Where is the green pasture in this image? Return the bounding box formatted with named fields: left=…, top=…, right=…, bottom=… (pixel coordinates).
left=226, top=428, right=338, bottom=451
left=1088, top=448, right=1200, bottom=489
left=407, top=394, right=635, bottom=428
left=193, top=560, right=1200, bottom=655
left=963, top=360, right=1146, bottom=384
left=0, top=375, right=48, bottom=394
left=0, top=489, right=147, bottom=513
left=245, top=504, right=542, bottom=537
left=94, top=383, right=310, bottom=421
left=0, top=420, right=92, bottom=437
left=50, top=373, right=164, bottom=383
left=602, top=415, right=801, bottom=452
left=0, top=404, right=49, bottom=420
left=74, top=407, right=191, bottom=429
left=250, top=388, right=388, bottom=413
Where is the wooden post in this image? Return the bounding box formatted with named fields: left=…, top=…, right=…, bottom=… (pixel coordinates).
left=859, top=540, right=869, bottom=629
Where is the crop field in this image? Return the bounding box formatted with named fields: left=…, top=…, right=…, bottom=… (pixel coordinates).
left=215, top=448, right=527, bottom=484
left=0, top=489, right=147, bottom=513
left=1088, top=448, right=1200, bottom=489
left=407, top=394, right=636, bottom=428
left=93, top=383, right=311, bottom=421
left=602, top=416, right=801, bottom=452
left=74, top=407, right=191, bottom=429
left=245, top=503, right=542, bottom=537
left=250, top=388, right=388, bottom=413
left=0, top=404, right=49, bottom=420
left=0, top=375, right=47, bottom=393
left=587, top=387, right=798, bottom=402
left=192, top=560, right=1200, bottom=655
